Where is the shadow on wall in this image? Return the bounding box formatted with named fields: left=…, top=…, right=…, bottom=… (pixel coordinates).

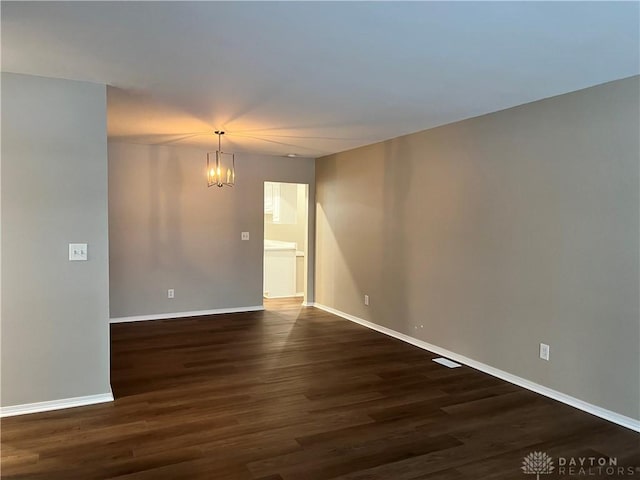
left=146, top=148, right=210, bottom=283
left=315, top=156, right=339, bottom=305
left=377, top=138, right=412, bottom=333
left=316, top=136, right=412, bottom=331
left=149, top=149, right=184, bottom=269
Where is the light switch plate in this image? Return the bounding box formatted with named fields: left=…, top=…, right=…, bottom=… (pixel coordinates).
left=241, top=232, right=250, bottom=241
left=69, top=243, right=88, bottom=261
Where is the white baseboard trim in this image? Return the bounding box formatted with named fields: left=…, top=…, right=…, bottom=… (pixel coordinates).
left=110, top=306, right=265, bottom=324
left=302, top=302, right=315, bottom=307
left=313, top=303, right=640, bottom=433
left=0, top=390, right=114, bottom=418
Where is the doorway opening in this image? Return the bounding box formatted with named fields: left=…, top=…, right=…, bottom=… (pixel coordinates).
left=263, top=182, right=309, bottom=306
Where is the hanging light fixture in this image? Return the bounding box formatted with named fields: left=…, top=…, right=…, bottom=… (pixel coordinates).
left=207, top=130, right=235, bottom=188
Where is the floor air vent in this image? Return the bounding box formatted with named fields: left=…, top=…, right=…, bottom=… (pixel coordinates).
left=432, top=357, right=462, bottom=368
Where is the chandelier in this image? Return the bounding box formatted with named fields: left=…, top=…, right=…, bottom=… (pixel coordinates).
left=207, top=131, right=235, bottom=188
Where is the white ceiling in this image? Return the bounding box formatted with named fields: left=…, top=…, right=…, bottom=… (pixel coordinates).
left=2, top=1, right=639, bottom=157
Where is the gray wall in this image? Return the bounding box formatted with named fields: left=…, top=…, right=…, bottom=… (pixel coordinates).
left=315, top=76, right=640, bottom=420
left=1, top=73, right=111, bottom=407
left=108, top=143, right=315, bottom=318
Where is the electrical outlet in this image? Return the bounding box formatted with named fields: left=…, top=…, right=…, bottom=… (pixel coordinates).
left=69, top=243, right=88, bottom=261
left=241, top=232, right=250, bottom=241
left=364, top=294, right=369, bottom=306
left=168, top=289, right=175, bottom=299
left=540, top=343, right=550, bottom=361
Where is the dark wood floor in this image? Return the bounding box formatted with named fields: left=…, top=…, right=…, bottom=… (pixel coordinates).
left=2, top=298, right=638, bottom=479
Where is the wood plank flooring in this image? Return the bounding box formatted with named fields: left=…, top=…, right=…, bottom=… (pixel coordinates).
left=2, top=298, right=638, bottom=479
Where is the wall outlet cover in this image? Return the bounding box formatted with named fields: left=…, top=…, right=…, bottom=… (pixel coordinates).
left=540, top=343, right=550, bottom=361
left=69, top=243, right=88, bottom=261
